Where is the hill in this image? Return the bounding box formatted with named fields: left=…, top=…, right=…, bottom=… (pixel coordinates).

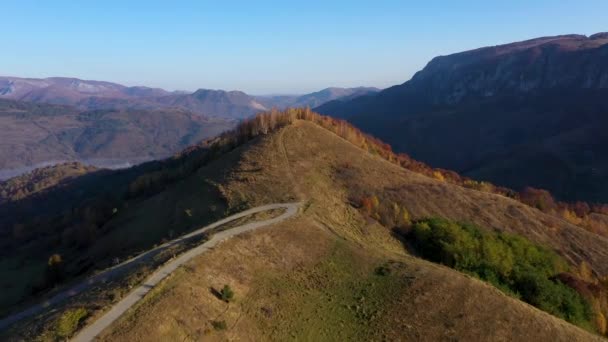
left=2, top=110, right=608, bottom=340
left=316, top=33, right=608, bottom=203
left=0, top=162, right=97, bottom=204
left=0, top=99, right=234, bottom=178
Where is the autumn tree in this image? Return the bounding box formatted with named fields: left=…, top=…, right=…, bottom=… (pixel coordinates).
left=45, top=253, right=65, bottom=286
left=519, top=187, right=557, bottom=212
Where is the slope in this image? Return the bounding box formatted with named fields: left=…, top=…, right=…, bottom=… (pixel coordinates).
left=2, top=113, right=608, bottom=340
left=95, top=120, right=604, bottom=341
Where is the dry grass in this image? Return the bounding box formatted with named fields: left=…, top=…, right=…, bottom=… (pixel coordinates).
left=1, top=207, right=287, bottom=341
left=7, top=119, right=608, bottom=341
left=98, top=218, right=602, bottom=341
left=99, top=120, right=606, bottom=341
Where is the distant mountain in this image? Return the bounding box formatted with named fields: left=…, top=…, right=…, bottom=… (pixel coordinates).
left=0, top=77, right=267, bottom=119
left=156, top=89, right=268, bottom=119
left=0, top=78, right=381, bottom=179
left=0, top=99, right=234, bottom=178
left=0, top=77, right=378, bottom=120
left=256, top=87, right=380, bottom=109
left=317, top=33, right=608, bottom=202
left=0, top=76, right=174, bottom=103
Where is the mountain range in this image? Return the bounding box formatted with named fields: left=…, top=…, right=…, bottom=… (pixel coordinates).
left=0, top=76, right=379, bottom=118
left=0, top=77, right=379, bottom=178
left=317, top=33, right=608, bottom=202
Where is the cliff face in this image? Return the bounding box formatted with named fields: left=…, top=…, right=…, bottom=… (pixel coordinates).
left=411, top=34, right=608, bottom=105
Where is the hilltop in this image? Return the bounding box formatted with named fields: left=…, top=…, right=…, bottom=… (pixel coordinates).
left=317, top=33, right=608, bottom=203
left=2, top=110, right=608, bottom=340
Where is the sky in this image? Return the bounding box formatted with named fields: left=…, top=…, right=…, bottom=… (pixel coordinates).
left=2, top=1, right=607, bottom=94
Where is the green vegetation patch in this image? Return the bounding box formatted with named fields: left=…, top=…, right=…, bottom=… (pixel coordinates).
left=251, top=240, right=411, bottom=341
left=55, top=307, right=88, bottom=339
left=409, top=217, right=593, bottom=329
left=220, top=285, right=235, bottom=303
left=211, top=320, right=228, bottom=331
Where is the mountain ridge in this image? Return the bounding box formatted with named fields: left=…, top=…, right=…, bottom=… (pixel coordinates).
left=0, top=76, right=379, bottom=119
left=317, top=32, right=608, bottom=202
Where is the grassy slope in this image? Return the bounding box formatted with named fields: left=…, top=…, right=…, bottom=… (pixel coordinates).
left=99, top=221, right=600, bottom=341
left=97, top=121, right=605, bottom=341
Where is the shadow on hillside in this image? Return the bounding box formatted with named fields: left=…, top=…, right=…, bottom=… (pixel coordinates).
left=209, top=287, right=223, bottom=301
left=390, top=226, right=421, bottom=257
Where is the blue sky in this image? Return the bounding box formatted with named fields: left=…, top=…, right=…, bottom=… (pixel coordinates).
left=2, top=1, right=607, bottom=94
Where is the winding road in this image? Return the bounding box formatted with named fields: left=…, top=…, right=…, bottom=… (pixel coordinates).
left=0, top=202, right=301, bottom=341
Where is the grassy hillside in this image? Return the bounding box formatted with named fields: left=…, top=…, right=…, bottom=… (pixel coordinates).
left=98, top=218, right=602, bottom=342
left=93, top=119, right=604, bottom=341
left=3, top=111, right=608, bottom=340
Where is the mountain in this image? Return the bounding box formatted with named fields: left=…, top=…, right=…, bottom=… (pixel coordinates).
left=0, top=79, right=378, bottom=179
left=317, top=33, right=608, bottom=203
left=0, top=76, right=173, bottom=104
left=156, top=89, right=268, bottom=119
left=0, top=77, right=378, bottom=120
left=256, top=86, right=380, bottom=109
left=0, top=98, right=234, bottom=178
left=0, top=76, right=268, bottom=118
left=2, top=110, right=607, bottom=340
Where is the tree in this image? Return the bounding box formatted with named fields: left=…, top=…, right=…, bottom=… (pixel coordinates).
left=220, top=284, right=234, bottom=302
left=432, top=171, right=445, bottom=182
left=519, top=187, right=556, bottom=212
left=46, top=253, right=65, bottom=286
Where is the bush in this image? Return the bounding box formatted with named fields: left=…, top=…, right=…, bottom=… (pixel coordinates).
left=55, top=308, right=88, bottom=339
left=410, top=217, right=592, bottom=328
left=211, top=320, right=228, bottom=330
left=375, top=265, right=391, bottom=276
left=220, top=284, right=234, bottom=302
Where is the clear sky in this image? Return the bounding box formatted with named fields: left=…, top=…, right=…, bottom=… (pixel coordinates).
left=2, top=1, right=607, bottom=94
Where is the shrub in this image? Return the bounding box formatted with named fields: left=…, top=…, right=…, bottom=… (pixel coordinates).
left=375, top=265, right=391, bottom=276
left=432, top=171, right=445, bottom=182
left=220, top=284, right=234, bottom=302
left=55, top=308, right=88, bottom=339
left=409, top=217, right=593, bottom=329
left=211, top=320, right=228, bottom=330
